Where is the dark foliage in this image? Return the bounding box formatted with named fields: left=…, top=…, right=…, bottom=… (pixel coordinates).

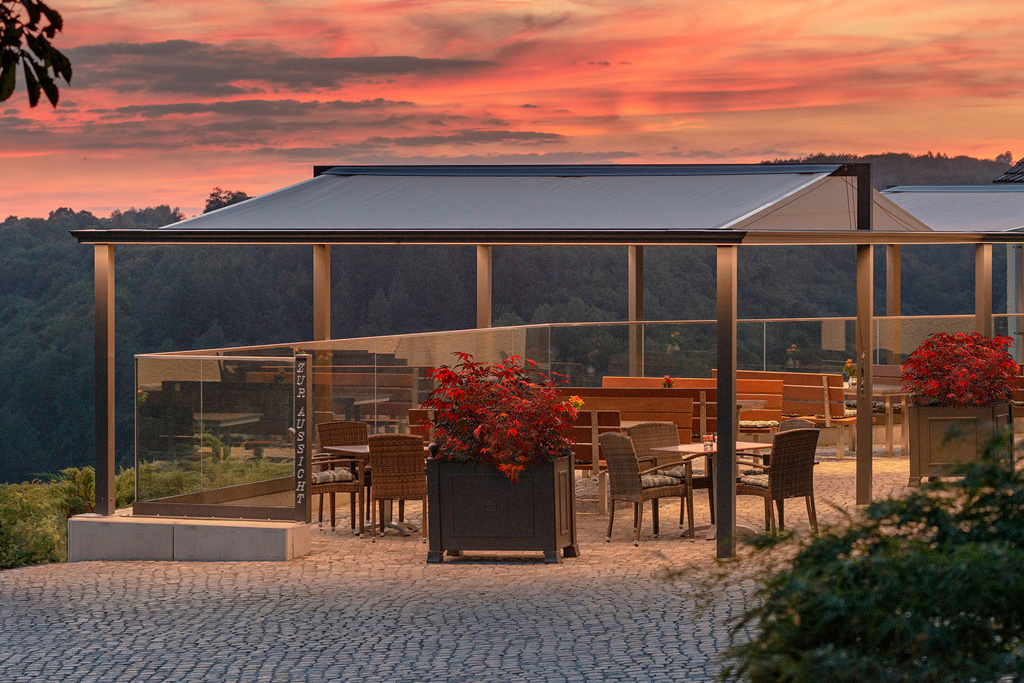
left=766, top=151, right=1013, bottom=189
left=0, top=0, right=71, bottom=107
left=721, top=441, right=1024, bottom=683
left=203, top=187, right=252, bottom=214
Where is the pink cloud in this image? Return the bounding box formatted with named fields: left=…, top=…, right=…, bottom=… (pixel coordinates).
left=2, top=0, right=1023, bottom=217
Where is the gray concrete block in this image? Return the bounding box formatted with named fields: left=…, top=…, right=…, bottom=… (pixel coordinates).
left=68, top=514, right=175, bottom=561
left=173, top=520, right=305, bottom=561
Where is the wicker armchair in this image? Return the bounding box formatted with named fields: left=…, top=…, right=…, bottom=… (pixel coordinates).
left=598, top=432, right=696, bottom=545
left=625, top=421, right=698, bottom=534
left=367, top=434, right=427, bottom=542
left=313, top=420, right=369, bottom=534
left=736, top=427, right=819, bottom=535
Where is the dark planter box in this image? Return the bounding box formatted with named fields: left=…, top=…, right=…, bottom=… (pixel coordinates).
left=426, top=455, right=579, bottom=564
left=907, top=402, right=1012, bottom=486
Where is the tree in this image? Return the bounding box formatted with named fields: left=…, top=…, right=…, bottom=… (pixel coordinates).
left=0, top=1, right=71, bottom=107
left=203, top=188, right=251, bottom=214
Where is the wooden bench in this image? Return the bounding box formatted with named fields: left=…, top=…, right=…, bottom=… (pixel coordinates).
left=560, top=388, right=694, bottom=444
left=570, top=410, right=621, bottom=515
left=714, top=370, right=856, bottom=458
left=602, top=376, right=784, bottom=439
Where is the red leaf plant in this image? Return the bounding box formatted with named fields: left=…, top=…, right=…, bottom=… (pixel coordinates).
left=900, top=333, right=1018, bottom=407
left=421, top=353, right=583, bottom=482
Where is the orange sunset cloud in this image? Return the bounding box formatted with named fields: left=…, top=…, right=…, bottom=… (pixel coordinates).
left=2, top=0, right=1023, bottom=217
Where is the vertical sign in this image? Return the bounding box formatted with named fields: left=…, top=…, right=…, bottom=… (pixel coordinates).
left=294, top=354, right=311, bottom=522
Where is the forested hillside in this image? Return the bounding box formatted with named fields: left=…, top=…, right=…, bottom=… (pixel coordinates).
left=0, top=153, right=1013, bottom=483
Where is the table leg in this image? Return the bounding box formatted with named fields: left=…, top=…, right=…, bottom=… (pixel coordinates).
left=885, top=397, right=894, bottom=457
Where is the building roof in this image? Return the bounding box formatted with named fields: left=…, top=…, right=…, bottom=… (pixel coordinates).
left=994, top=159, right=1024, bottom=183
left=71, top=164, right=939, bottom=245
left=882, top=185, right=1024, bottom=233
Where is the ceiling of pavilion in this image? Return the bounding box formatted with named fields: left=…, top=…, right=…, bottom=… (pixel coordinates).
left=883, top=186, right=1024, bottom=233
left=151, top=164, right=931, bottom=234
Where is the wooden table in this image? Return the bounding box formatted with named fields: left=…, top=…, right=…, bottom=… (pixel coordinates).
left=654, top=440, right=769, bottom=540
left=845, top=382, right=908, bottom=456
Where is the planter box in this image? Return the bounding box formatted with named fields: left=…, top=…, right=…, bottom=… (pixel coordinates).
left=907, top=403, right=1012, bottom=486
left=426, top=455, right=579, bottom=564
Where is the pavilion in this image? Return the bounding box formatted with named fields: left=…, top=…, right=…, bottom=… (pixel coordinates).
left=71, top=163, right=1016, bottom=559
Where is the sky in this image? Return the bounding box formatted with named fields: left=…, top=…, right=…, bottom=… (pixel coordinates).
left=3, top=0, right=1024, bottom=218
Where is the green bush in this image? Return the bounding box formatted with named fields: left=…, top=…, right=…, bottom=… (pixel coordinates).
left=0, top=480, right=64, bottom=569
left=721, top=438, right=1024, bottom=682
left=0, top=466, right=136, bottom=570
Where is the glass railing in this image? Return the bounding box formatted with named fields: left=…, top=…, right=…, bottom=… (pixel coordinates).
left=134, top=354, right=296, bottom=519
left=134, top=312, right=998, bottom=518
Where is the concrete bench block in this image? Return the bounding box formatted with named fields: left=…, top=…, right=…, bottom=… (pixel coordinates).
left=173, top=520, right=309, bottom=561
left=68, top=513, right=175, bottom=561
left=67, top=514, right=311, bottom=562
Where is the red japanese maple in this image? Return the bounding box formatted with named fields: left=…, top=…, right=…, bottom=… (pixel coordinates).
left=422, top=353, right=581, bottom=482
left=900, top=333, right=1018, bottom=407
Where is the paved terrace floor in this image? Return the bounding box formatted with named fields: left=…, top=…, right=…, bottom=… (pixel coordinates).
left=0, top=450, right=910, bottom=683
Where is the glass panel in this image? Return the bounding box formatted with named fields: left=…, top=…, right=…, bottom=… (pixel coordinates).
left=644, top=321, right=715, bottom=378
left=756, top=319, right=855, bottom=374
left=135, top=355, right=202, bottom=501
left=874, top=315, right=973, bottom=365
left=135, top=355, right=294, bottom=511
left=548, top=324, right=629, bottom=387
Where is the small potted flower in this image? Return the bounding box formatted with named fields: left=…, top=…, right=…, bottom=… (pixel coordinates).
left=843, top=358, right=856, bottom=385
left=662, top=375, right=675, bottom=388
left=901, top=332, right=1017, bottom=485
left=421, top=353, right=582, bottom=563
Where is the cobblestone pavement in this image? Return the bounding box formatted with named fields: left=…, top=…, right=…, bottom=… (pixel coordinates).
left=0, top=452, right=910, bottom=682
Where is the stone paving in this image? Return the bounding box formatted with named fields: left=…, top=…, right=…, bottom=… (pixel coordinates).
left=0, top=450, right=911, bottom=682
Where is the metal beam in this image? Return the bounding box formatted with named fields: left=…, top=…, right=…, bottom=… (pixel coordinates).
left=976, top=244, right=993, bottom=337
left=94, top=244, right=115, bottom=515
left=477, top=245, right=492, bottom=328
left=313, top=245, right=331, bottom=340
left=715, top=245, right=738, bottom=559
left=312, top=245, right=333, bottom=419
left=856, top=244, right=874, bottom=505
left=628, top=245, right=644, bottom=375
left=70, top=227, right=1009, bottom=247
left=886, top=244, right=901, bottom=364
left=1009, top=246, right=1024, bottom=362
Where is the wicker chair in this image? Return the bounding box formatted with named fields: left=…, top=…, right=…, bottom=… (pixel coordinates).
left=736, top=427, right=820, bottom=535
left=777, top=418, right=816, bottom=433
left=367, top=434, right=427, bottom=542
left=625, top=421, right=698, bottom=534
left=598, top=432, right=696, bottom=545
left=312, top=420, right=369, bottom=534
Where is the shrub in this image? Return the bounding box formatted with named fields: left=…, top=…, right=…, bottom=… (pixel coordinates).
left=900, top=332, right=1018, bottom=407
left=721, top=436, right=1024, bottom=682
left=0, top=480, right=64, bottom=569
left=422, top=353, right=581, bottom=482
left=0, top=466, right=136, bottom=570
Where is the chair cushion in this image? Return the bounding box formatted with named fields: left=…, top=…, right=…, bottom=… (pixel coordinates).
left=739, top=420, right=779, bottom=429
left=657, top=465, right=690, bottom=479
left=641, top=473, right=682, bottom=489
left=738, top=474, right=769, bottom=488
left=311, top=467, right=356, bottom=484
